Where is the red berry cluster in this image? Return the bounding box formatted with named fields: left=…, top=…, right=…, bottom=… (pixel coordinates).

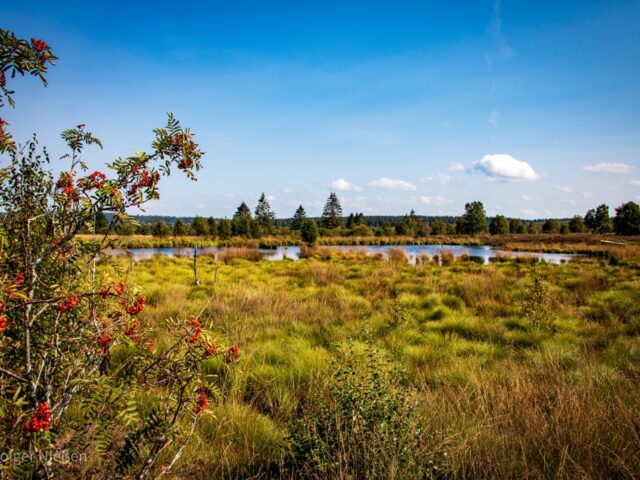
left=187, top=319, right=202, bottom=344
left=13, top=272, right=25, bottom=285
left=202, top=340, right=218, bottom=357
left=0, top=71, right=5, bottom=87
left=129, top=169, right=160, bottom=197
left=114, top=281, right=126, bottom=295
left=167, top=133, right=198, bottom=170
left=56, top=173, right=79, bottom=202
left=24, top=402, right=51, bottom=432
left=31, top=38, right=48, bottom=52
left=100, top=280, right=126, bottom=299
left=79, top=171, right=107, bottom=190
left=193, top=392, right=208, bottom=415
left=57, top=295, right=78, bottom=313
left=225, top=344, right=241, bottom=364
left=0, top=302, right=6, bottom=333
left=124, top=319, right=145, bottom=343
left=121, top=294, right=146, bottom=315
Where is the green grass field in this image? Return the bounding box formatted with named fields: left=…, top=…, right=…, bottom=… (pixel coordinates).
left=105, top=251, right=640, bottom=479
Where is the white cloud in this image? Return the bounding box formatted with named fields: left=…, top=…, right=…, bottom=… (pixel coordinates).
left=520, top=208, right=537, bottom=217
left=583, top=162, right=635, bottom=174
left=266, top=195, right=277, bottom=202
left=544, top=209, right=553, bottom=216
left=329, top=178, right=361, bottom=192
left=555, top=185, right=571, bottom=193
left=521, top=195, right=532, bottom=201
left=368, top=177, right=417, bottom=191
left=582, top=191, right=594, bottom=199
left=448, top=162, right=465, bottom=174
left=419, top=195, right=447, bottom=206
left=474, top=154, right=539, bottom=181
left=488, top=109, right=499, bottom=127
left=631, top=180, right=640, bottom=187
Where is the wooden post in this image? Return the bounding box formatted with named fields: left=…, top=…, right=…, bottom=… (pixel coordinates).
left=193, top=246, right=200, bottom=285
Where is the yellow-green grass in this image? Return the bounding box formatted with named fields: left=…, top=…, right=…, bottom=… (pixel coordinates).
left=100, top=253, right=640, bottom=479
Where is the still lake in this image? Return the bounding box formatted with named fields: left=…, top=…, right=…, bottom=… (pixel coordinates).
left=108, top=244, right=575, bottom=265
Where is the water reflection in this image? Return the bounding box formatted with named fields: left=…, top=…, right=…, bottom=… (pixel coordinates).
left=108, top=244, right=575, bottom=265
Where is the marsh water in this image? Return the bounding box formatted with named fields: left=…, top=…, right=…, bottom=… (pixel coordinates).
left=108, top=244, right=575, bottom=264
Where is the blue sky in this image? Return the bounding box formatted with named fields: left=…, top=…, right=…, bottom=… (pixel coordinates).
left=2, top=0, right=640, bottom=218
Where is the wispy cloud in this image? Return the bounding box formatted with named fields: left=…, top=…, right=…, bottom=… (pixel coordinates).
left=447, top=162, right=466, bottom=174
left=488, top=109, right=499, bottom=127
left=521, top=195, right=532, bottom=201
left=555, top=185, right=571, bottom=193
left=369, top=177, right=417, bottom=191
left=630, top=180, right=640, bottom=187
left=583, top=162, right=635, bottom=174
left=329, top=178, right=361, bottom=192
left=521, top=208, right=537, bottom=217
left=421, top=174, right=451, bottom=186
left=474, top=154, right=540, bottom=181
left=486, top=0, right=514, bottom=65
left=419, top=195, right=447, bottom=206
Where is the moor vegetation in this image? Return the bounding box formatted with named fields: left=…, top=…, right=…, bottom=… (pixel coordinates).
left=92, top=249, right=640, bottom=479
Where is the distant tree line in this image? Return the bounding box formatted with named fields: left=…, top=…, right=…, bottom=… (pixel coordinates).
left=84, top=194, right=640, bottom=239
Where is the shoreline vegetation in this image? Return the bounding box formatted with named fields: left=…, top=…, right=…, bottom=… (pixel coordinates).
left=81, top=233, right=640, bottom=259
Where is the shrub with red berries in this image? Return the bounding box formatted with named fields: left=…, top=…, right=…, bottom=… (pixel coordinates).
left=24, top=402, right=51, bottom=433
left=57, top=295, right=78, bottom=313
left=0, top=28, right=228, bottom=479
left=193, top=391, right=209, bottom=415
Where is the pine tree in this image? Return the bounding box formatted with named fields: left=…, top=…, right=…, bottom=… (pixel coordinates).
left=234, top=202, right=251, bottom=218
left=291, top=205, right=307, bottom=230
left=322, top=192, right=343, bottom=229
left=232, top=202, right=253, bottom=237
left=346, top=213, right=355, bottom=228
left=254, top=193, right=275, bottom=232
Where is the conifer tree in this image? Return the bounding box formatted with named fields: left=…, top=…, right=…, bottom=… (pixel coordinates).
left=255, top=192, right=275, bottom=232
left=322, top=192, right=343, bottom=229
left=291, top=205, right=307, bottom=230
left=232, top=202, right=253, bottom=237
